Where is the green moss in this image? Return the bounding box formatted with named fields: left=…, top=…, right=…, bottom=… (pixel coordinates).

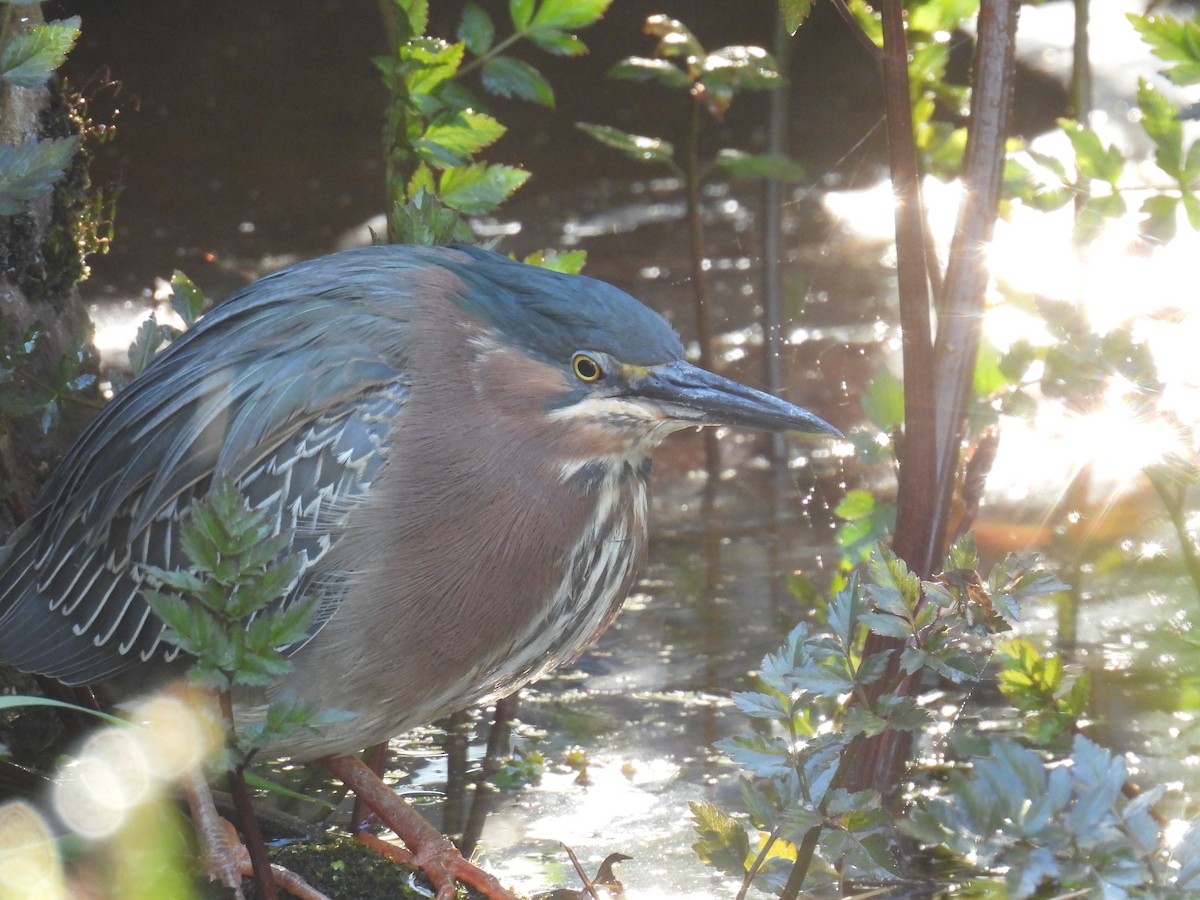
left=237, top=835, right=506, bottom=899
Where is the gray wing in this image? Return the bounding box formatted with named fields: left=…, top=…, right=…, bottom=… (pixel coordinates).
left=0, top=252, right=420, bottom=686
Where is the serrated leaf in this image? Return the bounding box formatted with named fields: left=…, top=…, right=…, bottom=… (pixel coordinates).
left=0, top=17, right=79, bottom=88
left=457, top=2, right=494, bottom=55
left=731, top=689, right=789, bottom=720
left=1138, top=78, right=1184, bottom=178
left=1129, top=12, right=1200, bottom=86
left=401, top=38, right=464, bottom=96
left=855, top=649, right=892, bottom=686
left=416, top=111, right=506, bottom=167
left=860, top=611, right=911, bottom=640
left=824, top=575, right=862, bottom=648
left=879, top=695, right=931, bottom=731
left=690, top=801, right=750, bottom=877
left=480, top=55, right=554, bottom=106
left=1061, top=119, right=1125, bottom=184
left=843, top=704, right=888, bottom=738
left=392, top=189, right=474, bottom=245
left=792, top=663, right=854, bottom=695
left=577, top=122, right=676, bottom=166
left=439, top=163, right=530, bottom=213
left=0, top=135, right=80, bottom=214
left=716, top=735, right=793, bottom=778
left=128, top=317, right=167, bottom=375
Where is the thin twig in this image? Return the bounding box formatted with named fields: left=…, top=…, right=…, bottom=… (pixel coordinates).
left=829, top=0, right=884, bottom=60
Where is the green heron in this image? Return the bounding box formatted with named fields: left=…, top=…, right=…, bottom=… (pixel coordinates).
left=0, top=243, right=839, bottom=896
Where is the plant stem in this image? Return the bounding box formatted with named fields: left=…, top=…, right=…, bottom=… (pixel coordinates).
left=778, top=825, right=820, bottom=900
left=848, top=0, right=1021, bottom=802
left=684, top=96, right=721, bottom=478
left=221, top=691, right=278, bottom=900
left=457, top=31, right=525, bottom=78
left=928, top=0, right=1021, bottom=564
left=763, top=9, right=790, bottom=476
left=880, top=0, right=937, bottom=579
left=1147, top=469, right=1200, bottom=598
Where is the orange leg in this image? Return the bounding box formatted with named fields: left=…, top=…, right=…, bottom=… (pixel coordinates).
left=321, top=753, right=518, bottom=900
left=180, top=770, right=332, bottom=900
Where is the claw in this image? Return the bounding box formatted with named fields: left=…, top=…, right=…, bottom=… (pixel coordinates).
left=181, top=769, right=332, bottom=900
left=322, top=753, right=518, bottom=900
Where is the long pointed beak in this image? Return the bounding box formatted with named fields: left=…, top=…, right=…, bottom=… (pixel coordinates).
left=629, top=360, right=842, bottom=437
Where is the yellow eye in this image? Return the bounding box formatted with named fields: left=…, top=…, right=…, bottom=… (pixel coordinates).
left=572, top=353, right=603, bottom=383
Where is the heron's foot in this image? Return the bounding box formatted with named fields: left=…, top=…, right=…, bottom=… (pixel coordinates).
left=181, top=769, right=332, bottom=900
left=356, top=831, right=517, bottom=900
left=322, top=753, right=518, bottom=900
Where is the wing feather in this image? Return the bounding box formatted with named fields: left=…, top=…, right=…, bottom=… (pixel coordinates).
left=0, top=248, right=429, bottom=685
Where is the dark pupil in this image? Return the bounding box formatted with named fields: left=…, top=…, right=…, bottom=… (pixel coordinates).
left=577, top=357, right=599, bottom=380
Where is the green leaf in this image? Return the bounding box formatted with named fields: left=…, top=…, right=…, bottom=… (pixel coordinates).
left=856, top=649, right=892, bottom=686
left=0, top=695, right=126, bottom=727
left=1183, top=190, right=1200, bottom=230
left=780, top=0, right=815, bottom=35
left=128, top=317, right=167, bottom=375
left=973, top=337, right=1008, bottom=398
left=391, top=189, right=474, bottom=245
left=439, top=163, right=530, bottom=213
left=860, top=611, right=912, bottom=640
left=834, top=489, right=875, bottom=521
left=522, top=248, right=587, bottom=273
left=1138, top=78, right=1184, bottom=178
left=607, top=56, right=691, bottom=89
left=401, top=39, right=464, bottom=96
left=712, top=149, right=805, bottom=181
left=867, top=545, right=921, bottom=614
left=509, top=0, right=534, bottom=30
left=843, top=704, right=888, bottom=738
left=732, top=690, right=789, bottom=720
left=394, top=0, right=429, bottom=37
left=644, top=14, right=704, bottom=62
left=1129, top=12, right=1200, bottom=86
left=1141, top=193, right=1179, bottom=242
left=792, top=662, right=854, bottom=695
left=457, top=2, right=494, bottom=55
left=0, top=135, right=79, bottom=214
left=861, top=365, right=904, bottom=430
left=525, top=27, right=587, bottom=56
left=0, top=17, right=80, bottom=88
left=577, top=122, right=676, bottom=167
left=169, top=270, right=205, bottom=326
left=690, top=801, right=750, bottom=878
left=480, top=55, right=554, bottom=107
left=530, top=0, right=610, bottom=30
left=416, top=111, right=506, bottom=167
left=698, top=46, right=783, bottom=94
left=1060, top=119, right=1124, bottom=184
